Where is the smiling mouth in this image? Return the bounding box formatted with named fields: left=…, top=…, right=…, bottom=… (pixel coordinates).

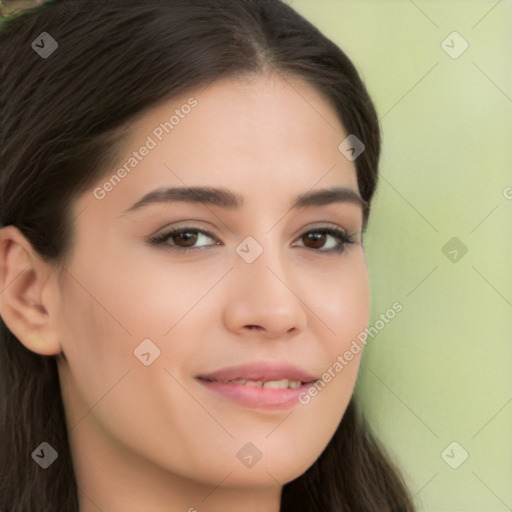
left=198, top=377, right=308, bottom=389
left=196, top=373, right=319, bottom=410
left=195, top=361, right=320, bottom=409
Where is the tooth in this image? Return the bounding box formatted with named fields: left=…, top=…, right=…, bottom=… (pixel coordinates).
left=245, top=380, right=263, bottom=387
left=279, top=379, right=290, bottom=389
left=221, top=378, right=302, bottom=389
left=263, top=379, right=289, bottom=389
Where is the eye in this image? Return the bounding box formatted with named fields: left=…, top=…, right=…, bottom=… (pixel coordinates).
left=147, top=227, right=219, bottom=254
left=293, top=227, right=355, bottom=253
left=148, top=225, right=355, bottom=255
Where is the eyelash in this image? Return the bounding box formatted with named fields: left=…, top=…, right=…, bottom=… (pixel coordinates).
left=147, top=226, right=356, bottom=255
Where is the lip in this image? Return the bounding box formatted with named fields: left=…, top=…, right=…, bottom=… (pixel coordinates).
left=196, top=362, right=319, bottom=410
left=198, top=361, right=318, bottom=383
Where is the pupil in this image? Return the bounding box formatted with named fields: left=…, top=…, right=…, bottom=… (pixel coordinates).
left=177, top=231, right=197, bottom=247
left=306, top=232, right=325, bottom=248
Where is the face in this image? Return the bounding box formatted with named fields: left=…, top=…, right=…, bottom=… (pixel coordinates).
left=51, top=73, right=369, bottom=492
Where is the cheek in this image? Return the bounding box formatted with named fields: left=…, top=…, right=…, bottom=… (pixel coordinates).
left=55, top=284, right=131, bottom=425
left=55, top=254, right=158, bottom=426
left=55, top=255, right=214, bottom=428
left=309, top=249, right=370, bottom=348
left=92, top=251, right=225, bottom=338
left=288, top=250, right=369, bottom=433
left=304, top=251, right=369, bottom=410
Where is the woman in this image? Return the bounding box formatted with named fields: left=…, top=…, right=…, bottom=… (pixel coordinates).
left=0, top=0, right=415, bottom=510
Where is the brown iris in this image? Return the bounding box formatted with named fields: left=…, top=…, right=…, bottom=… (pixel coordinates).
left=173, top=231, right=198, bottom=247
left=303, top=232, right=327, bottom=249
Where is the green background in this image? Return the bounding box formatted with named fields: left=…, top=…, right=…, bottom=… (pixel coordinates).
left=289, top=1, right=512, bottom=511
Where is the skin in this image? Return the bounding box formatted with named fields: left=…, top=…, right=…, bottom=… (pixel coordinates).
left=0, top=72, right=370, bottom=512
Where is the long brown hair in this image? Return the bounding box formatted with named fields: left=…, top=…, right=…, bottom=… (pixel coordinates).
left=0, top=1, right=415, bottom=510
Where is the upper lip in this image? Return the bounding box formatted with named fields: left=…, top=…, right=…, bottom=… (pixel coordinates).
left=197, top=362, right=319, bottom=384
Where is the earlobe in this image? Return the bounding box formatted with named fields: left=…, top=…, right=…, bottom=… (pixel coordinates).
left=0, top=226, right=62, bottom=356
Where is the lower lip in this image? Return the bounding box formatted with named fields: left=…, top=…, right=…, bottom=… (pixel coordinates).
left=197, top=379, right=314, bottom=410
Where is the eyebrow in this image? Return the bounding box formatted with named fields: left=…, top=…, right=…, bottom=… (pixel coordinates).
left=120, top=185, right=367, bottom=215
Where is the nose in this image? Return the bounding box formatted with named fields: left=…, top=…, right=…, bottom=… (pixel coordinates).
left=222, top=244, right=308, bottom=339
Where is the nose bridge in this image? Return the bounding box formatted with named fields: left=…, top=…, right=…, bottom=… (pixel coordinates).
left=236, top=233, right=290, bottom=297
left=224, top=232, right=308, bottom=337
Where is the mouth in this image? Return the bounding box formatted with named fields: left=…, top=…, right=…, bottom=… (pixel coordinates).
left=195, top=362, right=319, bottom=410
left=198, top=376, right=307, bottom=389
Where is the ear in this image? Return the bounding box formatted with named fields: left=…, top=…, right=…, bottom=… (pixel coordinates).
left=0, top=225, right=62, bottom=356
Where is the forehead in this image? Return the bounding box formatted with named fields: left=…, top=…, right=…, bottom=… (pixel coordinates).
left=77, top=73, right=359, bottom=218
